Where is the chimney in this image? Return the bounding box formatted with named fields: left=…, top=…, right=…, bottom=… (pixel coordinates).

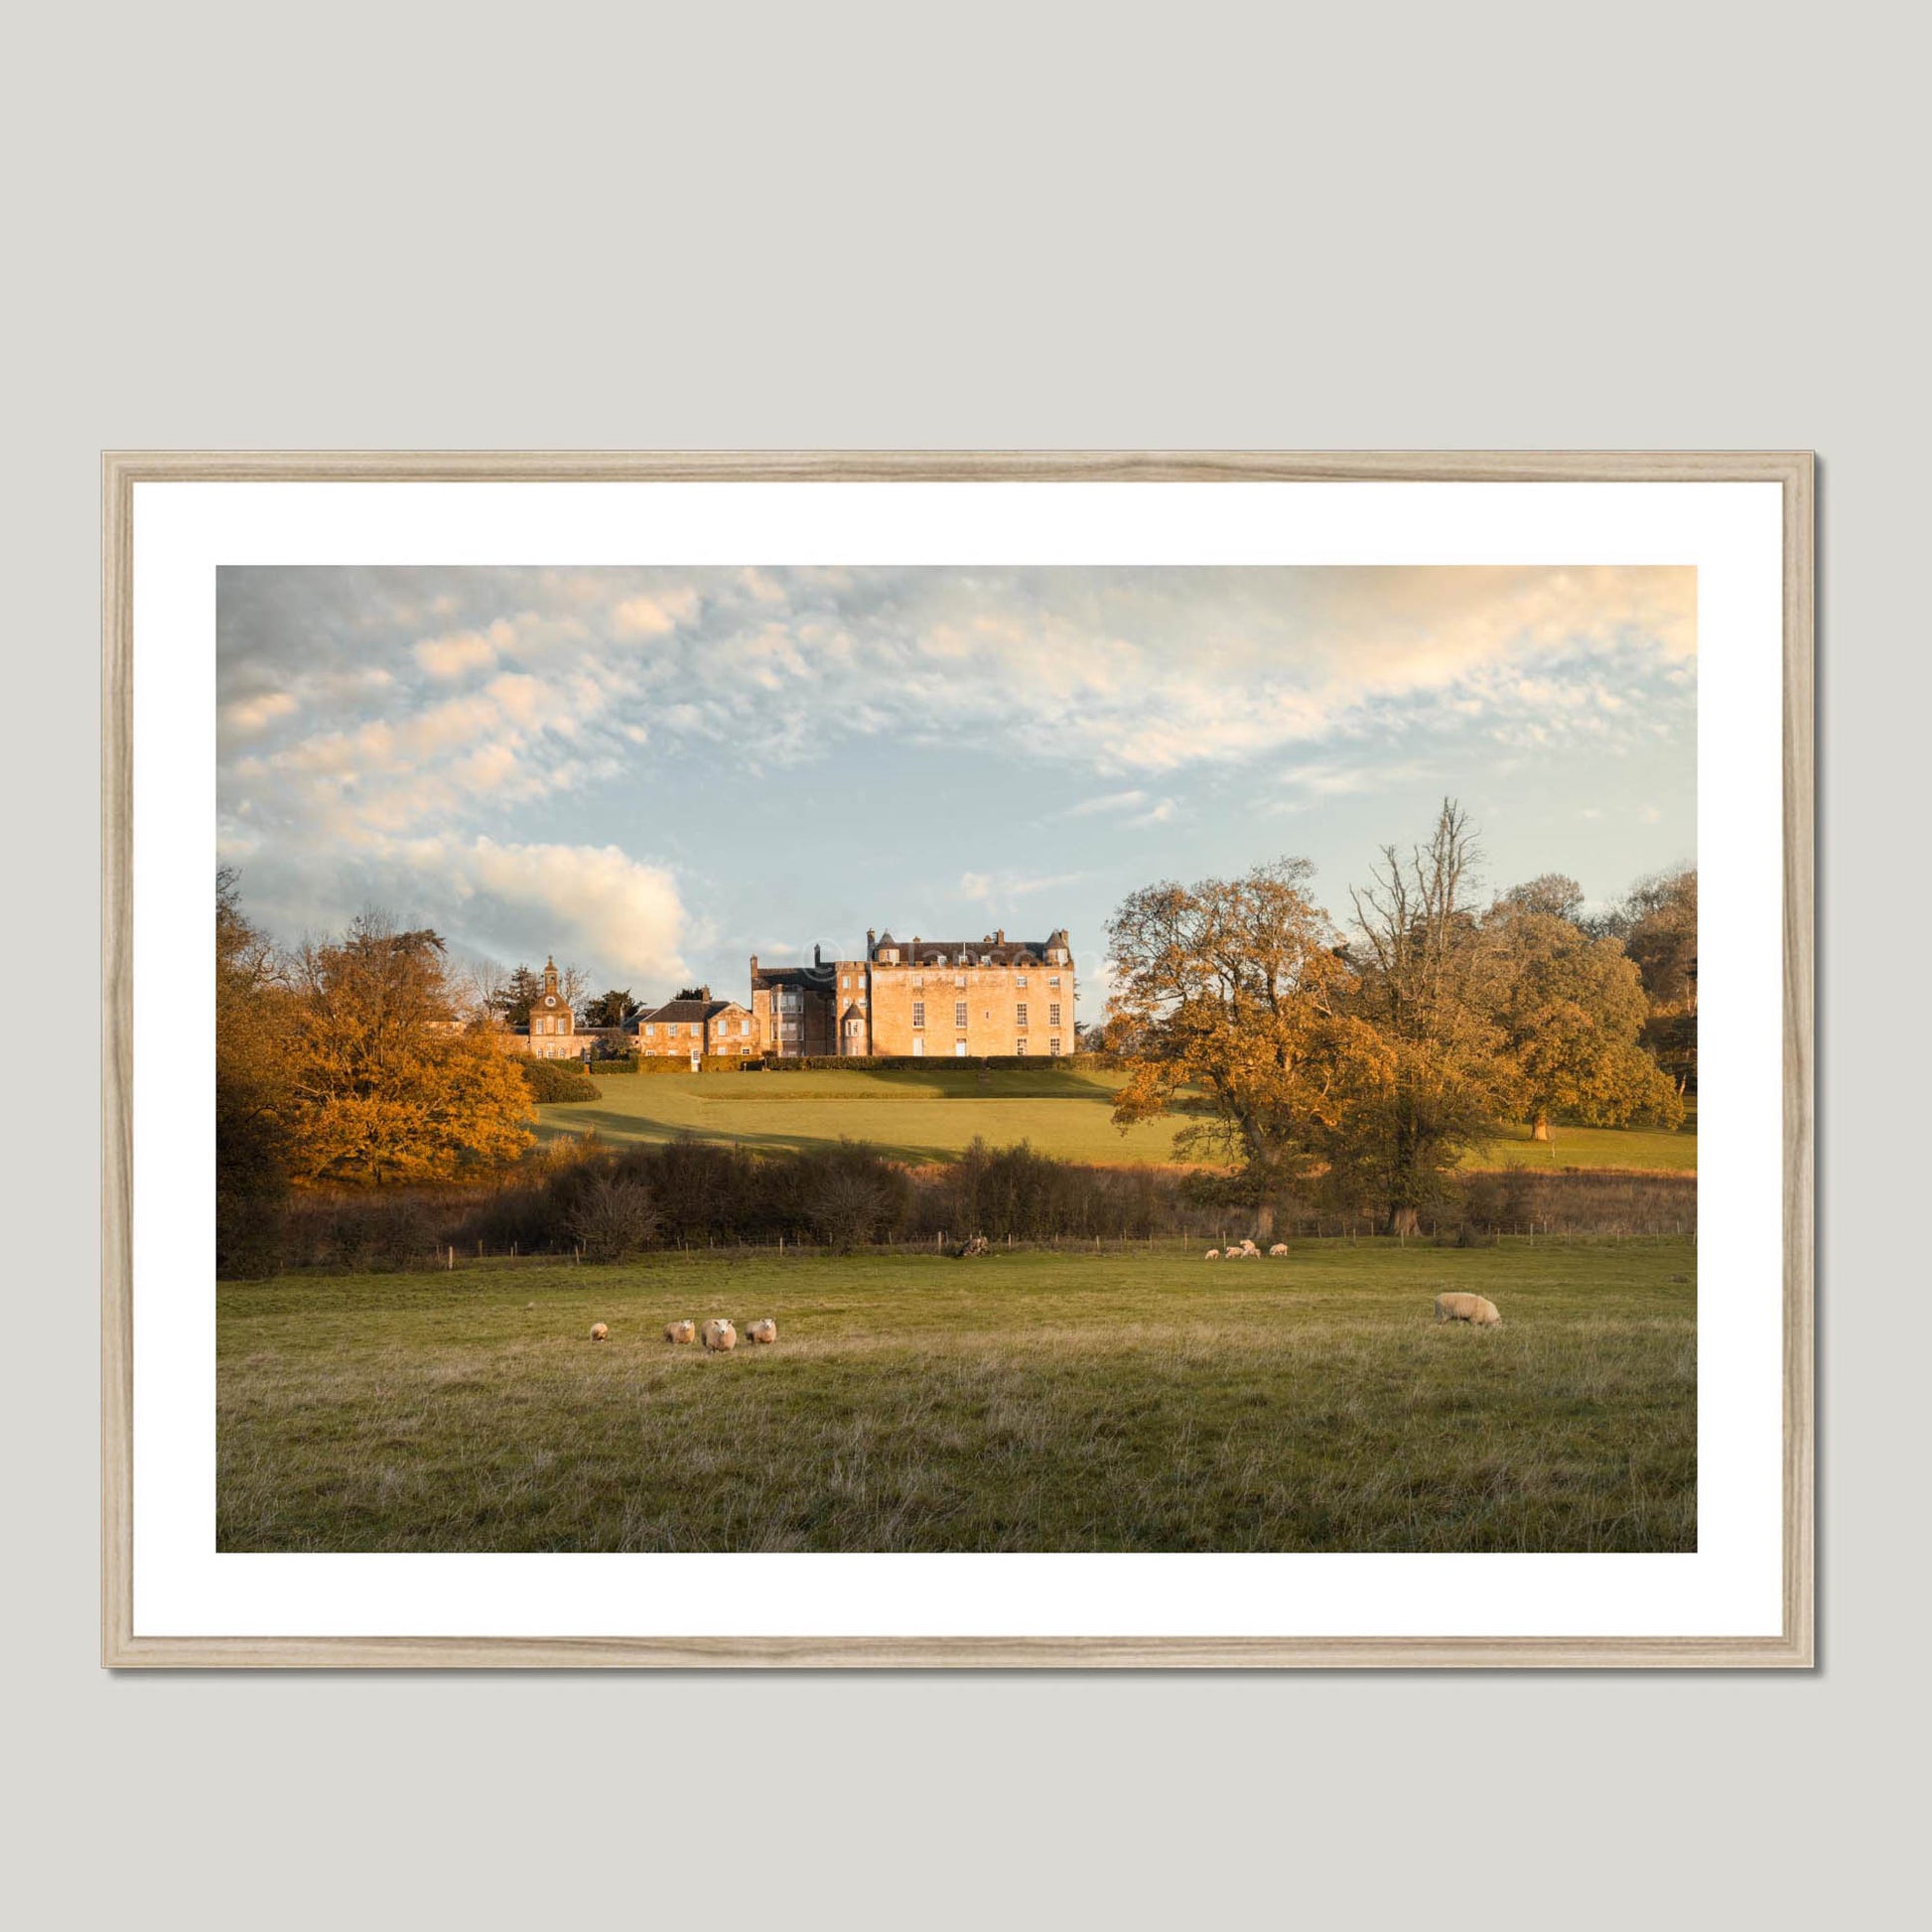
left=996, top=927, right=1005, bottom=944
left=813, top=943, right=821, bottom=967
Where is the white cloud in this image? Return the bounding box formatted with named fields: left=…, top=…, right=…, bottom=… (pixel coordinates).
left=413, top=627, right=500, bottom=678
left=614, top=588, right=699, bottom=638
left=1066, top=788, right=1150, bottom=817
left=222, top=690, right=297, bottom=735
left=959, top=869, right=1085, bottom=903
left=313, top=835, right=696, bottom=987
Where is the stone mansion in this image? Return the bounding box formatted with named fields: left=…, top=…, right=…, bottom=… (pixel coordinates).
left=510, top=928, right=1076, bottom=1062
left=750, top=927, right=1075, bottom=1059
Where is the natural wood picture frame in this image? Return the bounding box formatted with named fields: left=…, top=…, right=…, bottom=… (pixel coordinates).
left=101, top=450, right=1814, bottom=1669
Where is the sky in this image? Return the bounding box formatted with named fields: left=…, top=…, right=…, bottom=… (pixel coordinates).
left=216, top=565, right=1696, bottom=1012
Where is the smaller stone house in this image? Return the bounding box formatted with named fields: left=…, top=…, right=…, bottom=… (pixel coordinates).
left=635, top=987, right=759, bottom=1064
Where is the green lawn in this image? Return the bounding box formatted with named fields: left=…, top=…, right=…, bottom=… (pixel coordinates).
left=536, top=1067, right=1697, bottom=1172
left=219, top=1239, right=1696, bottom=1553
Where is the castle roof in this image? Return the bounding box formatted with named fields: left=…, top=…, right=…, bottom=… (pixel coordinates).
left=874, top=927, right=1069, bottom=968
left=751, top=960, right=836, bottom=990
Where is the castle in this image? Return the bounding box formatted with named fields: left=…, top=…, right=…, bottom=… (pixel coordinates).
left=507, top=927, right=1076, bottom=1063
left=751, top=927, right=1074, bottom=1058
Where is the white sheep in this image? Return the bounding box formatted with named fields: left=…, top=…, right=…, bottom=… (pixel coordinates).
left=1204, top=1249, right=1221, bottom=1261
left=702, top=1317, right=739, bottom=1351
left=747, top=1318, right=778, bottom=1344
left=589, top=1321, right=610, bottom=1342
left=1434, top=1292, right=1502, bottom=1327
left=1269, top=1243, right=1289, bottom=1258
left=664, top=1319, right=697, bottom=1344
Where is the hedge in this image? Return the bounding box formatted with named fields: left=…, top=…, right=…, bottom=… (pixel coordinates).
left=516, top=1058, right=603, bottom=1103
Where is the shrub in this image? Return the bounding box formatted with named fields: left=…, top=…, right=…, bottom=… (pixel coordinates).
left=517, top=1058, right=603, bottom=1103
left=286, top=1192, right=443, bottom=1271
left=563, top=1176, right=661, bottom=1261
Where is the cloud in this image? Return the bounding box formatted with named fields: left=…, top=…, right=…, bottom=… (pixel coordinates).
left=222, top=690, right=297, bottom=735
left=959, top=869, right=1086, bottom=903
left=413, top=627, right=501, bottom=678
left=614, top=588, right=699, bottom=638
left=248, top=834, right=695, bottom=990
left=427, top=836, right=693, bottom=980
left=216, top=564, right=1695, bottom=992
left=1066, top=788, right=1150, bottom=817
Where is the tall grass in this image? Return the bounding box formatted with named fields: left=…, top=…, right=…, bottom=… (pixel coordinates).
left=218, top=1240, right=1697, bottom=1554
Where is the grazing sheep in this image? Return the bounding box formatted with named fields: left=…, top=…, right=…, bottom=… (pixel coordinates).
left=1269, top=1244, right=1289, bottom=1258
left=664, top=1319, right=697, bottom=1345
left=1238, top=1239, right=1259, bottom=1256
left=1205, top=1249, right=1221, bottom=1261
left=589, top=1321, right=610, bottom=1342
left=1434, top=1292, right=1502, bottom=1327
left=747, top=1318, right=778, bottom=1344
left=701, top=1318, right=738, bottom=1351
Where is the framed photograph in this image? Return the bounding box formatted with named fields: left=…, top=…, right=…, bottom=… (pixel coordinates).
left=102, top=451, right=1812, bottom=1667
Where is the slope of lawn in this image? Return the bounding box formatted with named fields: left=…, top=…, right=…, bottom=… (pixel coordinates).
left=534, top=1067, right=1698, bottom=1172
left=219, top=1238, right=1696, bottom=1554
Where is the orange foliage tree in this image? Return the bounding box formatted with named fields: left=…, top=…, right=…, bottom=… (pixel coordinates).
left=284, top=915, right=535, bottom=1185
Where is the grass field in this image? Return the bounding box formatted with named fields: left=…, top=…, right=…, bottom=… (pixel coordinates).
left=218, top=1238, right=1696, bottom=1553
left=535, top=1067, right=1698, bottom=1172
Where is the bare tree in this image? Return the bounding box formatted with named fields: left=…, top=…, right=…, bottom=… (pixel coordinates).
left=1338, top=800, right=1508, bottom=1234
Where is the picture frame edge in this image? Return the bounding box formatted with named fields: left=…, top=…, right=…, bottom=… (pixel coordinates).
left=100, top=450, right=1815, bottom=1671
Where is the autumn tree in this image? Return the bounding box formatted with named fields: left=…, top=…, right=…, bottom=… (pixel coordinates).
left=285, top=913, right=536, bottom=1184
left=1106, top=859, right=1369, bottom=1208
left=1594, top=867, right=1698, bottom=1093
left=1333, top=800, right=1512, bottom=1234
left=1486, top=898, right=1685, bottom=1142
left=215, top=870, right=295, bottom=1276
left=1499, top=872, right=1586, bottom=923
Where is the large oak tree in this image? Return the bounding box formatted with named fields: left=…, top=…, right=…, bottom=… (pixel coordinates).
left=1105, top=858, right=1372, bottom=1204
left=284, top=915, right=536, bottom=1185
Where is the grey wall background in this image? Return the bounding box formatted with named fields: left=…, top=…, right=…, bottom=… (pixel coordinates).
left=8, top=3, right=1921, bottom=1925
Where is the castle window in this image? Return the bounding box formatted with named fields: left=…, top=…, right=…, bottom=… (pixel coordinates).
left=643, top=1024, right=654, bottom=1036
left=1016, top=1037, right=1029, bottom=1055
left=954, top=974, right=966, bottom=989
left=954, top=1001, right=968, bottom=1030
left=1048, top=975, right=1061, bottom=988
left=1015, top=975, right=1028, bottom=988
left=1016, top=1003, right=1029, bottom=1028
left=1049, top=1037, right=1062, bottom=1055
left=1049, top=1003, right=1062, bottom=1028
left=912, top=1002, right=925, bottom=1029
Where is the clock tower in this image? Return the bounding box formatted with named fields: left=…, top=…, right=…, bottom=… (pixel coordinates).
left=531, top=955, right=574, bottom=1048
